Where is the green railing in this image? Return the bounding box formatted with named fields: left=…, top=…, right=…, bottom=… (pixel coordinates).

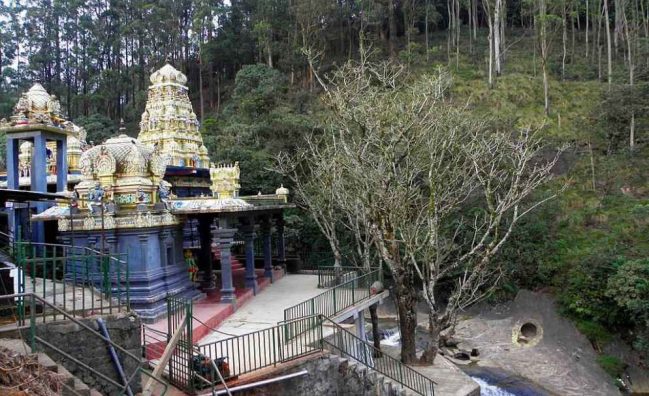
left=320, top=315, right=436, bottom=396
left=165, top=295, right=194, bottom=392
left=316, top=265, right=361, bottom=288
left=196, top=316, right=322, bottom=381
left=0, top=292, right=153, bottom=395
left=284, top=269, right=381, bottom=324
left=13, top=241, right=130, bottom=320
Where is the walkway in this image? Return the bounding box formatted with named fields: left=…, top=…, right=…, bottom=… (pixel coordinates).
left=199, top=274, right=322, bottom=343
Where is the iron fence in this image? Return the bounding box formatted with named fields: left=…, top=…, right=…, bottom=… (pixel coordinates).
left=165, top=295, right=194, bottom=392
left=284, top=269, right=381, bottom=324
left=196, top=316, right=322, bottom=381
left=320, top=315, right=436, bottom=396
left=13, top=241, right=129, bottom=321
left=0, top=293, right=149, bottom=396
left=316, top=265, right=363, bottom=288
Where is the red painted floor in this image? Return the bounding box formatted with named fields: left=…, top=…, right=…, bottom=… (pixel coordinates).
left=144, top=267, right=285, bottom=360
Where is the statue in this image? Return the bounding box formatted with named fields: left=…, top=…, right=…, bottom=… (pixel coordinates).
left=88, top=182, right=105, bottom=203
left=88, top=182, right=105, bottom=214
left=137, top=187, right=146, bottom=203
left=14, top=93, right=30, bottom=115
left=136, top=187, right=148, bottom=211
left=47, top=94, right=61, bottom=116
left=158, top=180, right=172, bottom=201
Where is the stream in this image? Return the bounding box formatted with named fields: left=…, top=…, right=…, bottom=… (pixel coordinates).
left=373, top=327, right=550, bottom=396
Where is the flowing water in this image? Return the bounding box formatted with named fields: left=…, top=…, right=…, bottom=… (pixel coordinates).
left=371, top=326, right=551, bottom=396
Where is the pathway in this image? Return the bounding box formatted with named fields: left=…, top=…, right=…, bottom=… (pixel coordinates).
left=199, top=274, right=322, bottom=342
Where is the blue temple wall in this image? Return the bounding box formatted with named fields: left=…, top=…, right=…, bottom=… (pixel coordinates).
left=61, top=223, right=202, bottom=322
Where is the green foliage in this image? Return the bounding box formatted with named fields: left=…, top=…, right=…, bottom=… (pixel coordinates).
left=598, top=84, right=649, bottom=151
left=73, top=114, right=118, bottom=145
left=607, top=259, right=649, bottom=352
left=596, top=355, right=626, bottom=378
left=575, top=320, right=613, bottom=346
left=231, top=64, right=287, bottom=119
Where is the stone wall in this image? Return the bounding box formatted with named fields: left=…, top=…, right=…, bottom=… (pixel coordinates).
left=34, top=313, right=142, bottom=395
left=226, top=354, right=411, bottom=396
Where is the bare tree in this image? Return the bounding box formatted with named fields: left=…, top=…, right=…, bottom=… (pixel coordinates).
left=283, top=57, right=564, bottom=364
left=277, top=140, right=345, bottom=268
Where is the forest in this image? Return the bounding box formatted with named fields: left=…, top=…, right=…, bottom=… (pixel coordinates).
left=1, top=0, right=648, bottom=380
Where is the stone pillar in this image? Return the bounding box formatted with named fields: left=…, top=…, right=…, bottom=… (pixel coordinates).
left=6, top=137, right=19, bottom=190
left=6, top=138, right=21, bottom=239
left=355, top=310, right=367, bottom=342
left=240, top=220, right=258, bottom=294
left=260, top=217, right=273, bottom=282
left=275, top=215, right=286, bottom=270
left=55, top=138, right=67, bottom=192
left=214, top=227, right=237, bottom=303
left=31, top=135, right=47, bottom=243
left=198, top=217, right=216, bottom=294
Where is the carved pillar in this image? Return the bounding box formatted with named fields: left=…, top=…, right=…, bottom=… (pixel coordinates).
left=275, top=215, right=286, bottom=270
left=55, top=138, right=67, bottom=192
left=198, top=217, right=216, bottom=294
left=240, top=219, right=258, bottom=294
left=261, top=217, right=273, bottom=282
left=214, top=226, right=237, bottom=303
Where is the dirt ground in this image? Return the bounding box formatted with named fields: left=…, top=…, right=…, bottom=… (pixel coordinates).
left=375, top=289, right=622, bottom=396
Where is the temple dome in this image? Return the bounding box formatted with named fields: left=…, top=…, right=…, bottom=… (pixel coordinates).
left=26, top=83, right=51, bottom=111
left=68, top=135, right=82, bottom=151
left=276, top=184, right=289, bottom=196
left=76, top=134, right=170, bottom=210
left=79, top=134, right=168, bottom=178
left=149, top=64, right=188, bottom=86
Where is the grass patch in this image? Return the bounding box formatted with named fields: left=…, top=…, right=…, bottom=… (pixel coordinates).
left=576, top=320, right=613, bottom=346
left=597, top=355, right=626, bottom=378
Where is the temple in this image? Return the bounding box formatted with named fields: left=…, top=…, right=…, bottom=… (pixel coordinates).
left=1, top=64, right=292, bottom=321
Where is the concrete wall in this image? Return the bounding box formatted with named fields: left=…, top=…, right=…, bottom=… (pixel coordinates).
left=227, top=354, right=409, bottom=396
left=34, top=313, right=142, bottom=395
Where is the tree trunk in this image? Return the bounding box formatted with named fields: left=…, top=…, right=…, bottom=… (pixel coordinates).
left=494, top=0, right=502, bottom=76
left=604, top=0, right=613, bottom=88
left=420, top=315, right=442, bottom=364
left=395, top=272, right=418, bottom=364
left=426, top=0, right=430, bottom=61
left=587, top=0, right=590, bottom=56
left=369, top=303, right=382, bottom=357
left=388, top=0, right=397, bottom=59
left=562, top=1, right=568, bottom=80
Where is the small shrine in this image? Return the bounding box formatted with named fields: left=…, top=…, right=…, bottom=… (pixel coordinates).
left=0, top=83, right=87, bottom=242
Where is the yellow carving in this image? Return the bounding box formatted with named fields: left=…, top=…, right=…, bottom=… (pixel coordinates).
left=210, top=162, right=241, bottom=198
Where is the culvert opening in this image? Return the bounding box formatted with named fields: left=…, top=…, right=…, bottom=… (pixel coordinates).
left=520, top=323, right=538, bottom=339
left=513, top=320, right=543, bottom=347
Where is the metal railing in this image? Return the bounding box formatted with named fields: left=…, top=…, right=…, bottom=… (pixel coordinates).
left=13, top=241, right=129, bottom=320
left=284, top=269, right=381, bottom=325
left=196, top=316, right=322, bottom=381
left=316, top=265, right=366, bottom=288
left=0, top=292, right=151, bottom=395
left=0, top=230, right=14, bottom=257
left=320, top=315, right=436, bottom=396
left=166, top=296, right=194, bottom=392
